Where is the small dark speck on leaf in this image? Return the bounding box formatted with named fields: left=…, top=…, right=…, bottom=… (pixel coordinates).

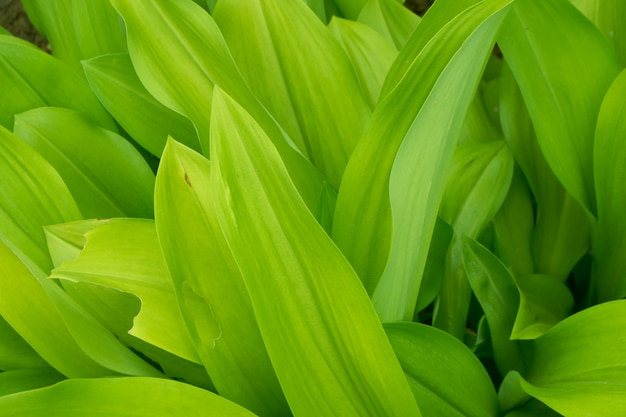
left=184, top=172, right=192, bottom=187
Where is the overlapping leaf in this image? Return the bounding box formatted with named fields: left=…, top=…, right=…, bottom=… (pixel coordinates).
left=155, top=139, right=289, bottom=417
left=0, top=35, right=116, bottom=131
left=14, top=107, right=155, bottom=219
left=21, top=0, right=126, bottom=75
left=83, top=53, right=200, bottom=157
left=357, top=0, right=420, bottom=49
left=0, top=317, right=47, bottom=371
left=0, top=378, right=259, bottom=417
left=498, top=0, right=621, bottom=214
left=210, top=88, right=420, bottom=417
left=0, top=368, right=64, bottom=397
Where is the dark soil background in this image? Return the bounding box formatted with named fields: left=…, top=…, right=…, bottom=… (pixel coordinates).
left=1, top=0, right=431, bottom=52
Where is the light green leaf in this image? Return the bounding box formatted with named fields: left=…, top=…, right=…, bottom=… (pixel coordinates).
left=503, top=300, right=626, bottom=416
left=510, top=274, right=573, bottom=340
left=357, top=0, right=420, bottom=49
left=434, top=140, right=514, bottom=337
left=50, top=218, right=199, bottom=364
left=0, top=35, right=116, bottom=132
left=110, top=0, right=325, bottom=208
left=386, top=322, right=499, bottom=417
left=214, top=0, right=370, bottom=187
left=570, top=0, right=626, bottom=66
left=332, top=0, right=368, bottom=19
left=83, top=53, right=200, bottom=157
left=458, top=90, right=503, bottom=145
left=14, top=107, right=155, bottom=219
left=0, top=377, right=259, bottom=417
left=210, top=88, right=420, bottom=417
left=44, top=219, right=106, bottom=267
left=329, top=17, right=398, bottom=108
left=499, top=61, right=590, bottom=281
left=20, top=0, right=126, bottom=75
left=155, top=139, right=289, bottom=416
left=498, top=0, right=621, bottom=214
left=0, top=317, right=47, bottom=371
left=333, top=0, right=513, bottom=322
left=312, top=181, right=338, bottom=235
left=462, top=237, right=526, bottom=375
left=0, top=368, right=65, bottom=397
left=593, top=68, right=626, bottom=302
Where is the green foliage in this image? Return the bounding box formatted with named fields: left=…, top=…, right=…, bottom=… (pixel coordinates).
left=1, top=0, right=625, bottom=415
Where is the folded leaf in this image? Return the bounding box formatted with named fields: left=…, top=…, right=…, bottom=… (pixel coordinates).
left=0, top=368, right=65, bottom=397
left=50, top=219, right=199, bottom=364
left=210, top=88, right=420, bottom=417
left=110, top=0, right=325, bottom=208
left=502, top=300, right=626, bottom=416
left=14, top=107, right=155, bottom=219
left=44, top=219, right=106, bottom=267
left=386, top=322, right=499, bottom=417
left=83, top=53, right=200, bottom=157
left=357, top=0, right=420, bottom=49
left=592, top=68, right=626, bottom=302
left=20, top=0, right=126, bottom=75
left=329, top=17, right=398, bottom=108
left=0, top=35, right=116, bottom=132
left=155, top=139, right=289, bottom=416
left=214, top=0, right=371, bottom=187
left=0, top=377, right=259, bottom=417
left=498, top=0, right=621, bottom=214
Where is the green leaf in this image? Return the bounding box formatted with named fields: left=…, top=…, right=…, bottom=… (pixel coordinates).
left=499, top=61, right=590, bottom=281
left=329, top=17, right=398, bottom=108
left=593, top=68, right=626, bottom=302
left=357, top=0, right=420, bottom=49
left=44, top=219, right=106, bottom=267
left=312, top=181, right=338, bottom=235
left=333, top=0, right=513, bottom=322
left=0, top=317, right=47, bottom=371
left=462, top=237, right=526, bottom=375
left=0, top=35, right=116, bottom=132
left=210, top=88, right=420, bottom=417
left=50, top=218, right=199, bottom=364
left=510, top=274, right=573, bottom=340
left=0, top=377, right=259, bottom=417
left=214, top=0, right=370, bottom=187
left=155, top=139, right=289, bottom=416
left=0, top=28, right=10, bottom=36
left=110, top=0, right=325, bottom=208
left=82, top=53, right=200, bottom=157
left=20, top=0, right=126, bottom=75
left=570, top=0, right=626, bottom=66
left=503, top=300, right=626, bottom=416
left=13, top=107, right=155, bottom=219
left=498, top=0, right=621, bottom=214
left=386, top=322, right=499, bottom=417
left=0, top=368, right=65, bottom=397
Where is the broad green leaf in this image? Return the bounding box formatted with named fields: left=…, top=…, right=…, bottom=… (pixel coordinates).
left=50, top=219, right=199, bottom=364
left=498, top=0, right=621, bottom=214
left=333, top=0, right=513, bottom=322
left=210, top=88, right=420, bottom=417
left=20, top=0, right=126, bottom=75
left=0, top=317, right=47, bottom=371
left=0, top=377, right=259, bottom=417
left=329, top=17, right=398, bottom=108
left=0, top=35, right=116, bottom=132
left=110, top=0, right=325, bottom=208
left=214, top=0, right=370, bottom=187
left=570, top=0, right=626, bottom=66
left=357, top=0, right=420, bottom=49
left=510, top=274, right=573, bottom=340
left=502, top=300, right=626, bottom=416
left=14, top=107, right=155, bottom=219
left=0, top=124, right=80, bottom=272
left=499, top=61, right=590, bottom=281
left=83, top=53, right=200, bottom=157
left=44, top=219, right=106, bottom=267
left=462, top=237, right=526, bottom=375
left=434, top=140, right=514, bottom=337
left=386, top=322, right=499, bottom=417
left=0, top=368, right=65, bottom=397
left=458, top=91, right=503, bottom=145
left=155, top=139, right=289, bottom=416
left=492, top=168, right=535, bottom=276
left=593, top=68, right=626, bottom=302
